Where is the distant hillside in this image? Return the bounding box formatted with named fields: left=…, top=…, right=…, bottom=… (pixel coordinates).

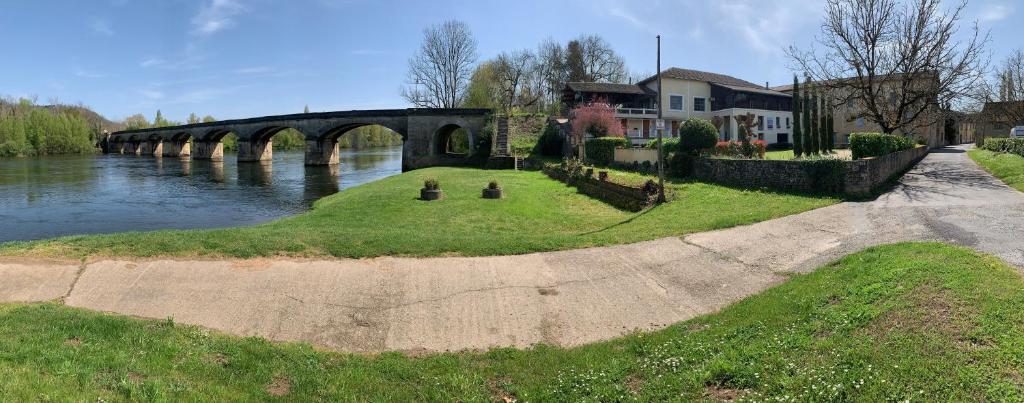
left=41, top=104, right=124, bottom=133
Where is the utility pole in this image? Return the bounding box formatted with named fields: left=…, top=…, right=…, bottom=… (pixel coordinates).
left=655, top=35, right=666, bottom=202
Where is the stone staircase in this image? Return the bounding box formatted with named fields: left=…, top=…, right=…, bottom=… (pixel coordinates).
left=486, top=116, right=521, bottom=170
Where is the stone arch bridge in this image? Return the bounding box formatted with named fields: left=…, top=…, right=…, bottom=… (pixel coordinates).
left=106, top=108, right=492, bottom=171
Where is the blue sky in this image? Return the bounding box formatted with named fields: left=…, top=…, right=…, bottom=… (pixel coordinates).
left=0, top=0, right=1019, bottom=122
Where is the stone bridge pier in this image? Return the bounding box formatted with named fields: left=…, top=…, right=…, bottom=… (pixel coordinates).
left=107, top=109, right=493, bottom=171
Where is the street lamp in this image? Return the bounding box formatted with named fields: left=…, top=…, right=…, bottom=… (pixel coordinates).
left=655, top=35, right=666, bottom=203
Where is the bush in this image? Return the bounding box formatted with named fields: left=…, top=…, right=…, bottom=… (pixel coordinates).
left=712, top=140, right=766, bottom=159
left=423, top=178, right=440, bottom=190
left=645, top=137, right=680, bottom=153
left=488, top=180, right=500, bottom=190
left=535, top=123, right=565, bottom=156
left=585, top=137, right=629, bottom=166
left=678, top=118, right=718, bottom=154
left=981, top=137, right=1024, bottom=157
left=766, top=142, right=793, bottom=151
left=571, top=102, right=623, bottom=138
left=849, top=133, right=914, bottom=159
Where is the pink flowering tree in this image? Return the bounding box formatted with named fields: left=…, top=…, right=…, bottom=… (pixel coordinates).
left=570, top=100, right=623, bottom=157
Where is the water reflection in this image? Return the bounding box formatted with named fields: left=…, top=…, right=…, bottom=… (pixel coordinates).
left=0, top=147, right=402, bottom=242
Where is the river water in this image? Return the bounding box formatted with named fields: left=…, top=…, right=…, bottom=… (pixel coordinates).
left=0, top=147, right=403, bottom=242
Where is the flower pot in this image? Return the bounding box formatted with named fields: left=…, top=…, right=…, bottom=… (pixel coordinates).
left=598, top=171, right=608, bottom=181
left=421, top=188, right=443, bottom=201
left=482, top=188, right=502, bottom=199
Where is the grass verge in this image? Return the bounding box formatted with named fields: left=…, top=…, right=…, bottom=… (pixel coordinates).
left=0, top=167, right=835, bottom=259
left=968, top=148, right=1024, bottom=192
left=0, top=243, right=1021, bottom=400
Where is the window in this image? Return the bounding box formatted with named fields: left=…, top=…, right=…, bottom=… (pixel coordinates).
left=777, top=133, right=789, bottom=143
left=669, top=95, right=684, bottom=111
left=767, top=118, right=774, bottom=129
left=693, top=97, right=706, bottom=112
left=855, top=117, right=865, bottom=128
left=786, top=117, right=791, bottom=129
left=775, top=117, right=780, bottom=129
left=757, top=116, right=764, bottom=130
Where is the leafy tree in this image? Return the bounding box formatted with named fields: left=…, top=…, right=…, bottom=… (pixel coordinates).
left=819, top=96, right=828, bottom=153
left=792, top=76, right=803, bottom=157
left=201, top=115, right=216, bottom=123
left=462, top=61, right=499, bottom=109
left=188, top=113, right=200, bottom=124
left=124, top=114, right=150, bottom=130
left=827, top=112, right=835, bottom=151
left=304, top=105, right=310, bottom=114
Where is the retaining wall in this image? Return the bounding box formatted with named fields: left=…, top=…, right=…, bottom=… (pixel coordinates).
left=693, top=146, right=928, bottom=196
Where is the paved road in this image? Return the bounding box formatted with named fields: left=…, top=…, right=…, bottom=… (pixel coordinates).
left=2, top=145, right=1022, bottom=353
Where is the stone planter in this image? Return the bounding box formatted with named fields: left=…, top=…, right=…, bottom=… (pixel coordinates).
left=482, top=188, right=503, bottom=199
left=420, top=188, right=443, bottom=201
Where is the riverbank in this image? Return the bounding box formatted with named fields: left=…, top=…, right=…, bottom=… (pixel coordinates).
left=0, top=166, right=836, bottom=259
left=2, top=243, right=1021, bottom=400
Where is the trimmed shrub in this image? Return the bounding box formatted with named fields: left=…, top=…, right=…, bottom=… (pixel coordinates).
left=802, top=158, right=846, bottom=194
left=423, top=178, right=440, bottom=190
left=585, top=137, right=629, bottom=166
left=849, top=133, right=914, bottom=159
left=767, top=142, right=793, bottom=151
left=981, top=137, right=1024, bottom=157
left=678, top=118, right=718, bottom=154
left=645, top=137, right=680, bottom=153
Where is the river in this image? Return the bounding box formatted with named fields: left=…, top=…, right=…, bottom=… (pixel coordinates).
left=0, top=147, right=403, bottom=242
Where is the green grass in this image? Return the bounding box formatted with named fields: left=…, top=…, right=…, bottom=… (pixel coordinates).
left=0, top=167, right=835, bottom=259
left=765, top=149, right=795, bottom=160
left=1, top=243, right=1022, bottom=401
left=969, top=148, right=1024, bottom=192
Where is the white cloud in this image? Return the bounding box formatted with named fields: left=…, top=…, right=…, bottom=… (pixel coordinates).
left=138, top=89, right=165, bottom=100
left=139, top=57, right=164, bottom=68
left=192, top=0, right=247, bottom=36
left=89, top=18, right=114, bottom=36
left=978, top=3, right=1013, bottom=22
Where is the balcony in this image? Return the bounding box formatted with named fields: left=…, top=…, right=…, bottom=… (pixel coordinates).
left=615, top=108, right=657, bottom=118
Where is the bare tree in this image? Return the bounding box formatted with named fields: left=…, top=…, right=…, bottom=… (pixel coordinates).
left=980, top=49, right=1024, bottom=125
left=578, top=35, right=627, bottom=84
left=492, top=50, right=542, bottom=113
left=402, top=20, right=478, bottom=108
left=787, top=0, right=989, bottom=135
left=536, top=39, right=567, bottom=107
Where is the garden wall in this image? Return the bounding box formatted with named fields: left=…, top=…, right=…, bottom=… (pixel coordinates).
left=692, top=145, right=928, bottom=196
left=614, top=147, right=659, bottom=164
left=542, top=166, right=659, bottom=211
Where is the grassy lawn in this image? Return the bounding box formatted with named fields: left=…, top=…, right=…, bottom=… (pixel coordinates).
left=1, top=243, right=1022, bottom=400
left=969, top=148, right=1024, bottom=192
left=0, top=167, right=835, bottom=259
left=765, top=149, right=795, bottom=160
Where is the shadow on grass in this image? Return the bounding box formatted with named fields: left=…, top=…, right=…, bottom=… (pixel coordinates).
left=577, top=203, right=662, bottom=236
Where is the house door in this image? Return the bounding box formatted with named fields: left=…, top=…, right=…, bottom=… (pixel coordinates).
left=642, top=120, right=651, bottom=139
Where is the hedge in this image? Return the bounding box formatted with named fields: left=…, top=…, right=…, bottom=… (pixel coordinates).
left=849, top=133, right=914, bottom=159
left=585, top=137, right=630, bottom=166
left=980, top=137, right=1024, bottom=157
left=644, top=137, right=680, bottom=153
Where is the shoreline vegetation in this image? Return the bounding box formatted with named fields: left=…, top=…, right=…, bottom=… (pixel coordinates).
left=0, top=98, right=103, bottom=157
left=1, top=243, right=1020, bottom=400
left=0, top=166, right=836, bottom=260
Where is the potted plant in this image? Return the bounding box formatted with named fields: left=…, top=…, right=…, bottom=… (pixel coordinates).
left=421, top=178, right=443, bottom=201
left=598, top=170, right=608, bottom=181
left=482, top=180, right=502, bottom=199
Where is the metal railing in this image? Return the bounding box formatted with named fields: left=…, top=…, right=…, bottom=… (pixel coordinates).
left=615, top=108, right=657, bottom=116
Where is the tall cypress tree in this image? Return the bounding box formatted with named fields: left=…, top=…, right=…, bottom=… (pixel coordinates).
left=819, top=97, right=828, bottom=154
left=810, top=89, right=819, bottom=154
left=823, top=110, right=831, bottom=152
left=792, top=76, right=803, bottom=157
left=802, top=81, right=812, bottom=156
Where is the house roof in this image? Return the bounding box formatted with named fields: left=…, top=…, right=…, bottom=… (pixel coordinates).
left=564, top=82, right=650, bottom=95
left=638, top=68, right=764, bottom=89
left=715, top=83, right=791, bottom=97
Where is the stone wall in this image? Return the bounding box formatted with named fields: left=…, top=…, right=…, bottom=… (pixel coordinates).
left=693, top=145, right=928, bottom=196
left=542, top=166, right=658, bottom=211
left=844, top=145, right=929, bottom=196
